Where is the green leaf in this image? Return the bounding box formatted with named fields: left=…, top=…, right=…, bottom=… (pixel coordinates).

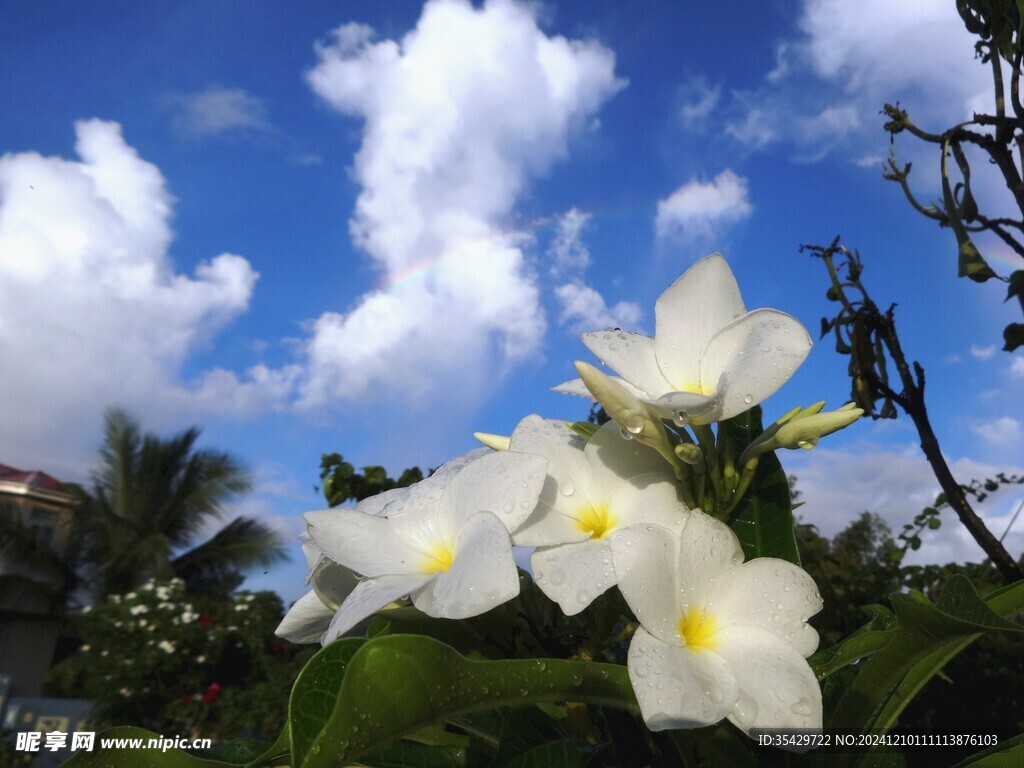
left=723, top=408, right=800, bottom=564
left=297, top=634, right=638, bottom=768
left=289, top=637, right=366, bottom=768
left=565, top=421, right=599, bottom=439
left=809, top=605, right=895, bottom=680
left=1003, top=322, right=1024, bottom=352
left=358, top=740, right=475, bottom=767
left=958, top=236, right=997, bottom=282
left=200, top=739, right=272, bottom=765
left=494, top=740, right=585, bottom=768
left=1006, top=270, right=1024, bottom=302
left=60, top=727, right=238, bottom=768
left=488, top=706, right=568, bottom=767
left=827, top=576, right=1024, bottom=768
left=950, top=732, right=1024, bottom=767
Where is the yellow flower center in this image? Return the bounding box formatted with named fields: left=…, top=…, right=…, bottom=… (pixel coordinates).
left=575, top=502, right=618, bottom=539
left=677, top=606, right=718, bottom=650
left=420, top=540, right=455, bottom=573
left=679, top=378, right=710, bottom=396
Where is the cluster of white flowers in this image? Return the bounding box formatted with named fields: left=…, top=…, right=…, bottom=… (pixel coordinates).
left=277, top=255, right=843, bottom=739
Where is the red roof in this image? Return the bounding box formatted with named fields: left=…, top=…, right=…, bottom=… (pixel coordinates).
left=0, top=462, right=65, bottom=492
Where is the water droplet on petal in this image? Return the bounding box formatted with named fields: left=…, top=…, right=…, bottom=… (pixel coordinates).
left=797, top=437, right=818, bottom=450
left=743, top=394, right=753, bottom=404
left=790, top=697, right=814, bottom=717
left=625, top=413, right=645, bottom=434
left=620, top=428, right=634, bottom=440
left=560, top=481, right=575, bottom=497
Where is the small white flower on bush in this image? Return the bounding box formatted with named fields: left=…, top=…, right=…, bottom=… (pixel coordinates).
left=280, top=450, right=547, bottom=644
left=157, top=640, right=176, bottom=654
left=556, top=254, right=811, bottom=425
left=507, top=415, right=683, bottom=615
left=610, top=514, right=822, bottom=738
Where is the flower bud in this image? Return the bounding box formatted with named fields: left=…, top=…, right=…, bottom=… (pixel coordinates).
left=473, top=432, right=511, bottom=451
left=739, top=402, right=863, bottom=465
left=574, top=361, right=680, bottom=469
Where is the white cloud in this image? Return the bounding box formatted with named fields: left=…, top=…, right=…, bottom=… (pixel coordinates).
left=0, top=120, right=285, bottom=476
left=790, top=442, right=1024, bottom=566
left=677, top=75, right=721, bottom=130
left=545, top=208, right=641, bottom=332
left=970, top=344, right=997, bottom=360
left=720, top=1, right=991, bottom=164
left=724, top=106, right=776, bottom=151
left=555, top=281, right=641, bottom=333
left=299, top=0, right=624, bottom=407
left=171, top=87, right=271, bottom=137
left=971, top=416, right=1023, bottom=445
left=548, top=208, right=591, bottom=276
left=1011, top=357, right=1024, bottom=378
left=655, top=169, right=753, bottom=241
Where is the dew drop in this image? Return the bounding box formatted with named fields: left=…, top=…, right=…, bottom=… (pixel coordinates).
left=790, top=697, right=814, bottom=717
left=743, top=394, right=753, bottom=404
left=797, top=437, right=818, bottom=450
left=732, top=691, right=759, bottom=728
left=625, top=413, right=645, bottom=434
left=560, top=481, right=575, bottom=497
left=620, top=428, right=634, bottom=440
left=673, top=410, right=688, bottom=426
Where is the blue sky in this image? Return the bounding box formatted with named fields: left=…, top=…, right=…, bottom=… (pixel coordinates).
left=1, top=0, right=1022, bottom=602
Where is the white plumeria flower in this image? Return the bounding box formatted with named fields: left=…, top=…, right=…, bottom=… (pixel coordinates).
left=610, top=515, right=822, bottom=738
left=299, top=450, right=548, bottom=643
left=276, top=449, right=493, bottom=644
left=275, top=531, right=362, bottom=643
left=555, top=253, right=811, bottom=425
left=509, top=415, right=684, bottom=615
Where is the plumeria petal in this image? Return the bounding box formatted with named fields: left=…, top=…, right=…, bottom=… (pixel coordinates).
left=628, top=627, right=738, bottom=731
left=413, top=512, right=519, bottom=619
left=323, top=572, right=433, bottom=642
left=675, top=510, right=745, bottom=612
left=654, top=253, right=746, bottom=392
left=309, top=558, right=360, bottom=610
left=708, top=558, right=822, bottom=658
left=713, top=626, right=823, bottom=737
left=609, top=524, right=682, bottom=645
left=275, top=590, right=336, bottom=644
left=580, top=329, right=672, bottom=397
left=304, top=510, right=426, bottom=576
left=699, top=308, right=812, bottom=420
left=442, top=450, right=548, bottom=532
left=551, top=376, right=593, bottom=398
left=605, top=479, right=686, bottom=532
left=355, top=485, right=419, bottom=518
left=584, top=422, right=675, bottom=501
left=509, top=417, right=592, bottom=547
left=552, top=374, right=652, bottom=402
left=531, top=539, right=618, bottom=616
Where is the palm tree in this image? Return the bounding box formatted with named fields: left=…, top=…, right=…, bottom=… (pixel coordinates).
left=78, top=408, right=287, bottom=598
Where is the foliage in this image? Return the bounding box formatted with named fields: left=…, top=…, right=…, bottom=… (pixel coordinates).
left=318, top=452, right=425, bottom=508
left=76, top=408, right=287, bottom=599
left=45, top=579, right=311, bottom=742
left=881, top=0, right=1024, bottom=349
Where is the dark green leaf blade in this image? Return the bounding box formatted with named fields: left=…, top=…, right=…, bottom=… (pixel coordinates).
left=289, top=637, right=366, bottom=768
left=723, top=407, right=800, bottom=564
left=301, top=634, right=637, bottom=768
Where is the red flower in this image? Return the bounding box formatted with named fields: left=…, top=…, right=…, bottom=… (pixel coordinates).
left=182, top=693, right=192, bottom=705
left=198, top=614, right=213, bottom=627
left=202, top=682, right=221, bottom=705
